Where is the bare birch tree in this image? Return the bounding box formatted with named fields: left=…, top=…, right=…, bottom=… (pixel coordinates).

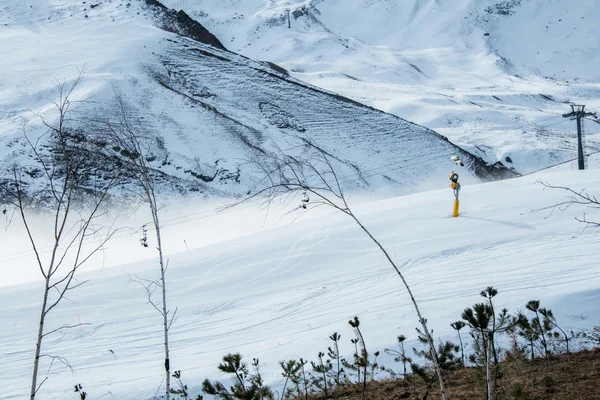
left=0, top=75, right=119, bottom=400
left=89, top=92, right=175, bottom=399
left=235, top=140, right=448, bottom=400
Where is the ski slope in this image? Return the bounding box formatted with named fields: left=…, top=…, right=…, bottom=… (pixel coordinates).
left=170, top=0, right=600, bottom=174
left=1, top=170, right=599, bottom=399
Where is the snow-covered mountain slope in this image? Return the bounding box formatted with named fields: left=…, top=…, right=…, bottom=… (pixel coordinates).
left=0, top=0, right=511, bottom=200
left=171, top=0, right=600, bottom=174
left=1, top=170, right=599, bottom=399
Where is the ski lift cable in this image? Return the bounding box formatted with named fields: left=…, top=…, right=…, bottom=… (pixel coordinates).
left=524, top=147, right=600, bottom=175
left=584, top=117, right=600, bottom=125
left=542, top=119, right=572, bottom=128
left=536, top=115, right=563, bottom=124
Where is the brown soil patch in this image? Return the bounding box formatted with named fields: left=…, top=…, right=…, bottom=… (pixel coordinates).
left=308, top=348, right=600, bottom=400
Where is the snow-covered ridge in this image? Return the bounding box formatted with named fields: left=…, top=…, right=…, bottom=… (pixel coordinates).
left=0, top=0, right=513, bottom=201
left=174, top=0, right=600, bottom=174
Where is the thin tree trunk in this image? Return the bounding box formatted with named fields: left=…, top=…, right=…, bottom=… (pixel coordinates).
left=349, top=214, right=447, bottom=400
left=30, top=279, right=50, bottom=400
left=153, top=205, right=170, bottom=400
left=530, top=340, right=534, bottom=360
left=322, top=368, right=328, bottom=399
left=301, top=363, right=308, bottom=400
left=354, top=327, right=367, bottom=399
left=281, top=376, right=290, bottom=400
left=334, top=339, right=341, bottom=386
left=486, top=331, right=493, bottom=400
left=457, top=330, right=465, bottom=366
left=487, top=299, right=500, bottom=395
left=533, top=311, right=549, bottom=359
left=488, top=302, right=498, bottom=366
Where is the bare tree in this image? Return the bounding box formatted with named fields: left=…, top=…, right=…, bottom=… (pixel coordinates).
left=90, top=92, right=175, bottom=399
left=235, top=141, right=447, bottom=400
left=0, top=75, right=119, bottom=400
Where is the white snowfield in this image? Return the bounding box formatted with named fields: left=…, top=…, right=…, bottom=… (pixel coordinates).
left=1, top=169, right=599, bottom=399
left=173, top=0, right=600, bottom=173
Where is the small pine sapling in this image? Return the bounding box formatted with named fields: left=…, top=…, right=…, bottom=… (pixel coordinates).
left=348, top=316, right=369, bottom=397
left=408, top=330, right=443, bottom=400
left=539, top=307, right=572, bottom=353
left=370, top=351, right=381, bottom=382
left=462, top=303, right=492, bottom=365
left=462, top=303, right=493, bottom=400
left=280, top=360, right=302, bottom=400
left=341, top=339, right=362, bottom=384
left=408, top=361, right=435, bottom=398
left=202, top=353, right=273, bottom=400
left=480, top=287, right=500, bottom=367
left=170, top=370, right=202, bottom=400
left=479, top=287, right=515, bottom=387
left=435, top=342, right=461, bottom=371
left=310, top=352, right=332, bottom=398
left=473, top=288, right=514, bottom=400
left=525, top=300, right=551, bottom=359
left=74, top=384, right=87, bottom=400
left=384, top=334, right=412, bottom=378
left=504, top=331, right=526, bottom=362
left=299, top=358, right=310, bottom=400
left=450, top=321, right=466, bottom=366
left=251, top=358, right=274, bottom=400
left=413, top=331, right=460, bottom=372
left=327, top=332, right=345, bottom=386
left=513, top=312, right=539, bottom=360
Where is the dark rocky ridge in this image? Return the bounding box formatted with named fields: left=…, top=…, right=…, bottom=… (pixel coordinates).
left=143, top=0, right=226, bottom=50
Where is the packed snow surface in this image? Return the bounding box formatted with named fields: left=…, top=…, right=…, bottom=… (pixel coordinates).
left=1, top=169, right=599, bottom=399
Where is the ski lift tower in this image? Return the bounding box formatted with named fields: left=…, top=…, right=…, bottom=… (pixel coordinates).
left=563, top=105, right=597, bottom=170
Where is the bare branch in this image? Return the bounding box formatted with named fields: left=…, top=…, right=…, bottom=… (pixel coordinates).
left=127, top=273, right=165, bottom=317
left=167, top=306, right=178, bottom=331
left=41, top=323, right=91, bottom=338
left=534, top=180, right=600, bottom=225
left=41, top=354, right=74, bottom=375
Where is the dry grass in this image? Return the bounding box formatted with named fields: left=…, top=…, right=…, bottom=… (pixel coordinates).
left=306, top=348, right=600, bottom=400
